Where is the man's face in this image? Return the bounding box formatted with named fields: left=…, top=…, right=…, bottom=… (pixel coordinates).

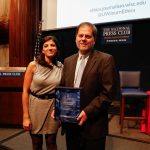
left=76, top=25, right=95, bottom=55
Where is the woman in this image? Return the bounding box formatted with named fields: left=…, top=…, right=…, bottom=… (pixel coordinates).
left=22, top=35, right=63, bottom=150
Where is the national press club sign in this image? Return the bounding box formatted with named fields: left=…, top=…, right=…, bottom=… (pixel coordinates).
left=100, top=24, right=132, bottom=44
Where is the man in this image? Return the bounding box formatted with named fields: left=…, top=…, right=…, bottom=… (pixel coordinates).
left=60, top=22, right=119, bottom=150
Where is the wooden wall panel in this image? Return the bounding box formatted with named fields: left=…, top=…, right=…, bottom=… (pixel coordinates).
left=9, top=0, right=40, bottom=67
left=0, top=0, right=41, bottom=125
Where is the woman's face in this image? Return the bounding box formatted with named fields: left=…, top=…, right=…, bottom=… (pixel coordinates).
left=42, top=39, right=57, bottom=58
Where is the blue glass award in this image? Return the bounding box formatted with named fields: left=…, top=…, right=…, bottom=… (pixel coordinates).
left=55, top=87, right=81, bottom=123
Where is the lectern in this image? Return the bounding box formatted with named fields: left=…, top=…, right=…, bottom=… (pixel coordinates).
left=0, top=67, right=26, bottom=126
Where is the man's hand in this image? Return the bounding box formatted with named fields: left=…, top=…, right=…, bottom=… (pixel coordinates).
left=51, top=109, right=55, bottom=119
left=77, top=110, right=87, bottom=126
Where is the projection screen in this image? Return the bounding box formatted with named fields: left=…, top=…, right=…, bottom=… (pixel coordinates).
left=42, top=0, right=150, bottom=30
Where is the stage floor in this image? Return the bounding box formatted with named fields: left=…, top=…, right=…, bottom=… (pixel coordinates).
left=109, top=115, right=150, bottom=144
left=0, top=114, right=150, bottom=150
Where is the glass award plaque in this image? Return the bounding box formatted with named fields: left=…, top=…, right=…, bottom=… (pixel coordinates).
left=55, top=86, right=81, bottom=123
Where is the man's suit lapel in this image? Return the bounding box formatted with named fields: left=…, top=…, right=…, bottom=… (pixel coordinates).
left=80, top=52, right=96, bottom=86
left=69, top=54, right=78, bottom=86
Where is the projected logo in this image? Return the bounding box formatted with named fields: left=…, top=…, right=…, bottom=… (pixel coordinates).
left=101, top=24, right=132, bottom=44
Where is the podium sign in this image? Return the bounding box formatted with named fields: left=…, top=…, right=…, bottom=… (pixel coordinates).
left=55, top=87, right=81, bottom=123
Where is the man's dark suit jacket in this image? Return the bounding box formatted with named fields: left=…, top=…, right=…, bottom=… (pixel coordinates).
left=61, top=50, right=119, bottom=140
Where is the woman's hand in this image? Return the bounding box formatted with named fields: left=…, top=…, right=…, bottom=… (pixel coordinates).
left=23, top=117, right=32, bottom=131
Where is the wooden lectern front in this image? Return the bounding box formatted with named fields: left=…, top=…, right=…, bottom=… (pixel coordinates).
left=0, top=67, right=26, bottom=126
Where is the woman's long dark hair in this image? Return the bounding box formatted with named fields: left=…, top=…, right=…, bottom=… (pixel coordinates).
left=36, top=35, right=61, bottom=68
